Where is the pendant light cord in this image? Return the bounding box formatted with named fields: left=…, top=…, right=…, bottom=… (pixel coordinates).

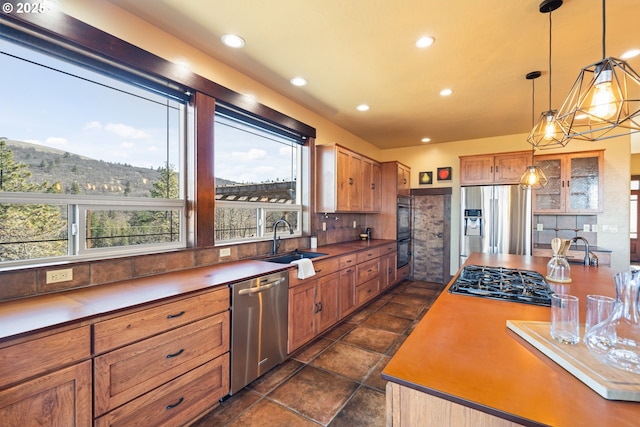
left=548, top=12, right=552, bottom=110
left=602, top=0, right=606, bottom=58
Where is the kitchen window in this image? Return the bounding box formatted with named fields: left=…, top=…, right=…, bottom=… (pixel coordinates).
left=0, top=33, right=190, bottom=267
left=214, top=107, right=303, bottom=244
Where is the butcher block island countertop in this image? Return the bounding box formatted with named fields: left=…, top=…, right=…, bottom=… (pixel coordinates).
left=382, top=253, right=640, bottom=427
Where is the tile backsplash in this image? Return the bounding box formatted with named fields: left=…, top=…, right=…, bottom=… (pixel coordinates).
left=534, top=214, right=598, bottom=246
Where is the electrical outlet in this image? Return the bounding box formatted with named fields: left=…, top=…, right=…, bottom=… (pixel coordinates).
left=536, top=224, right=543, bottom=231
left=583, top=224, right=590, bottom=232
left=353, top=220, right=357, bottom=228
left=322, top=222, right=326, bottom=231
left=219, top=247, right=231, bottom=257
left=591, top=224, right=598, bottom=232
left=46, top=268, right=73, bottom=284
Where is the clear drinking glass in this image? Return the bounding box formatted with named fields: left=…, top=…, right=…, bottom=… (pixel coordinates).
left=584, top=270, right=640, bottom=373
left=550, top=294, right=580, bottom=345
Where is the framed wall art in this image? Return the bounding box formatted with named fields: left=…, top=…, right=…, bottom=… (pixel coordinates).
left=419, top=171, right=433, bottom=185
left=437, top=167, right=452, bottom=181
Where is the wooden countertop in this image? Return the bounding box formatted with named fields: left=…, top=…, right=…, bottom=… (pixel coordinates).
left=0, top=239, right=396, bottom=342
left=382, top=253, right=640, bottom=427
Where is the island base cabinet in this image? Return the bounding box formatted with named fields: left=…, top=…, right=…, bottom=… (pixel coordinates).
left=95, top=353, right=229, bottom=427
left=0, top=360, right=92, bottom=427
left=386, top=383, right=524, bottom=427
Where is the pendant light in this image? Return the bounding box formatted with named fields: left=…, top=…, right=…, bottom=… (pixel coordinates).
left=527, top=0, right=568, bottom=149
left=520, top=71, right=549, bottom=190
left=556, top=0, right=640, bottom=141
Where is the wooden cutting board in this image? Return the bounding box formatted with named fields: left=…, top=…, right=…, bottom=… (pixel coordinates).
left=507, top=320, right=640, bottom=401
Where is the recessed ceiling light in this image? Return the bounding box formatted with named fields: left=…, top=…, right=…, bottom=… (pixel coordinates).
left=621, top=49, right=640, bottom=59
left=416, top=36, right=435, bottom=48
left=290, top=77, right=308, bottom=87
left=440, top=88, right=453, bottom=97
left=221, top=34, right=245, bottom=48
left=421, top=137, right=432, bottom=143
left=356, top=104, right=370, bottom=111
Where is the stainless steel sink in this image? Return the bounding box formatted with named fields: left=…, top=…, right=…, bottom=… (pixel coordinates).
left=264, top=250, right=327, bottom=264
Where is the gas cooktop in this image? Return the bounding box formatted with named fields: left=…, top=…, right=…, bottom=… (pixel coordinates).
left=449, top=265, right=553, bottom=306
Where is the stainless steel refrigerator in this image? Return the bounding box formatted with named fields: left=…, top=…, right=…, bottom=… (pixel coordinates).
left=460, top=185, right=532, bottom=266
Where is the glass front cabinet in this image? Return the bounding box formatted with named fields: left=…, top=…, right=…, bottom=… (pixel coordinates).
left=533, top=150, right=604, bottom=214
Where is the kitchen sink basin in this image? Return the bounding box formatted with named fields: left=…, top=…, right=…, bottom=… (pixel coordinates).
left=264, top=250, right=327, bottom=264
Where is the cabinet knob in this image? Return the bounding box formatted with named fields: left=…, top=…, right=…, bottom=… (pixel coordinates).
left=371, top=183, right=375, bottom=189
left=349, top=178, right=354, bottom=185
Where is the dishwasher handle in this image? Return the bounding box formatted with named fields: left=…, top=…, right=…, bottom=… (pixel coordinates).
left=237, top=278, right=285, bottom=295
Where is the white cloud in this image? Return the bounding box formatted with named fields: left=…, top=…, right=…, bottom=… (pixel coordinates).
left=84, top=121, right=103, bottom=130
left=104, top=123, right=150, bottom=139
left=231, top=148, right=267, bottom=160
left=120, top=142, right=134, bottom=148
left=45, top=137, right=68, bottom=146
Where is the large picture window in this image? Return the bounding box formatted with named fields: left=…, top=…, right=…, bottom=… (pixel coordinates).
left=214, top=109, right=303, bottom=244
left=0, top=35, right=188, bottom=267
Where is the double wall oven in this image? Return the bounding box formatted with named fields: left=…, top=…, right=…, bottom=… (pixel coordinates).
left=397, top=196, right=411, bottom=267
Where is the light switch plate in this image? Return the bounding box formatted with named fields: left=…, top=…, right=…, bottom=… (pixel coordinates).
left=592, top=224, right=598, bottom=232
left=536, top=224, right=544, bottom=231
left=583, top=224, right=590, bottom=232
left=322, top=222, right=326, bottom=231
left=219, top=247, right=231, bottom=257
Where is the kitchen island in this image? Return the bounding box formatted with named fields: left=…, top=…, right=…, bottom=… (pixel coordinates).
left=382, top=253, right=640, bottom=427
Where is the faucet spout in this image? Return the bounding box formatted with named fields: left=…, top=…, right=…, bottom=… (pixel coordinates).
left=571, top=236, right=590, bottom=266
left=272, top=218, right=293, bottom=255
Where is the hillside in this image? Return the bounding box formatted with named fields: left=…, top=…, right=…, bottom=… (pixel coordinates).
left=4, top=140, right=237, bottom=197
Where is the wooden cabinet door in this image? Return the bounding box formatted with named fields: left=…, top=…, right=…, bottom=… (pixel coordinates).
left=339, top=266, right=357, bottom=319
left=336, top=147, right=352, bottom=211
left=348, top=151, right=363, bottom=211
left=362, top=158, right=373, bottom=211
left=460, top=155, right=494, bottom=185
left=398, top=164, right=411, bottom=195
left=372, top=161, right=382, bottom=211
left=380, top=252, right=397, bottom=290
left=0, top=360, right=92, bottom=427
left=316, top=273, right=340, bottom=333
left=493, top=152, right=530, bottom=184
left=288, top=281, right=317, bottom=352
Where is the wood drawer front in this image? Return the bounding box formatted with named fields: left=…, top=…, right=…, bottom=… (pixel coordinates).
left=289, top=257, right=340, bottom=287
left=356, top=277, right=379, bottom=306
left=94, top=312, right=229, bottom=416
left=357, top=258, right=380, bottom=285
left=357, top=248, right=380, bottom=263
left=0, top=360, right=92, bottom=427
left=94, top=287, right=229, bottom=353
left=95, top=353, right=229, bottom=427
left=339, top=254, right=357, bottom=270
left=0, top=326, right=90, bottom=388
left=397, top=264, right=411, bottom=282
left=380, top=244, right=396, bottom=254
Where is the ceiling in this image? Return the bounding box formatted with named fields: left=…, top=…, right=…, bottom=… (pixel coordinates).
left=108, top=0, right=640, bottom=149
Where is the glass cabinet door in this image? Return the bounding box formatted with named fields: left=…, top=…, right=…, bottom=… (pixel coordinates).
left=568, top=155, right=600, bottom=212
left=534, top=157, right=563, bottom=212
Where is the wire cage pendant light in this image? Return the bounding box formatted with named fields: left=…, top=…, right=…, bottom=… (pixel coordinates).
left=556, top=0, right=640, bottom=141
left=527, top=0, right=568, bottom=149
left=520, top=71, right=549, bottom=190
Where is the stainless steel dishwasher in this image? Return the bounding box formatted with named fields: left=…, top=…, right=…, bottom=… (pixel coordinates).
left=230, top=270, right=289, bottom=394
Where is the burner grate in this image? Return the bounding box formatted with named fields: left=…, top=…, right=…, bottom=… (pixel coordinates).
left=449, top=265, right=553, bottom=306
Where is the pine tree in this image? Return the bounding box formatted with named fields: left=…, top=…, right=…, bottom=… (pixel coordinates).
left=0, top=138, right=66, bottom=261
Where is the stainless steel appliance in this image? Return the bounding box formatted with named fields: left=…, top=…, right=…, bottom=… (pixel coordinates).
left=397, top=196, right=411, bottom=267
left=460, top=185, right=532, bottom=266
left=449, top=264, right=553, bottom=306
left=230, top=270, right=289, bottom=395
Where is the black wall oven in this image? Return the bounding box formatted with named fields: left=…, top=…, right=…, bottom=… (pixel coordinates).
left=397, top=196, right=411, bottom=267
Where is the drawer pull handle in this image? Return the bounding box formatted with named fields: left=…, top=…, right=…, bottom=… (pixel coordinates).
left=166, top=349, right=184, bottom=359
left=368, top=269, right=372, bottom=273
left=316, top=269, right=322, bottom=273
left=167, top=311, right=185, bottom=319
left=346, top=260, right=352, bottom=263
left=166, top=397, right=184, bottom=410
left=346, top=269, right=353, bottom=273
left=367, top=289, right=372, bottom=294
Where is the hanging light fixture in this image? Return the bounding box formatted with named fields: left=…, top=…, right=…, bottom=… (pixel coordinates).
left=527, top=0, right=568, bottom=149
left=520, top=71, right=549, bottom=190
left=556, top=0, right=640, bottom=141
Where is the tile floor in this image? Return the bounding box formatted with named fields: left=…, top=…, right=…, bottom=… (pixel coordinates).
left=192, top=279, right=446, bottom=427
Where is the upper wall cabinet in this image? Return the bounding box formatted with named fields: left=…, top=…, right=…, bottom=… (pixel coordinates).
left=533, top=150, right=604, bottom=214
left=460, top=151, right=531, bottom=185
left=397, top=163, right=411, bottom=196
left=317, top=144, right=381, bottom=213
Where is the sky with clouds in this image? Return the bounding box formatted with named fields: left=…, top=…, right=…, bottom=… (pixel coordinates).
left=1, top=38, right=295, bottom=184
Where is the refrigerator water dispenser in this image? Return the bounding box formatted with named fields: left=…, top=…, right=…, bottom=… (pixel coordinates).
left=464, top=209, right=482, bottom=236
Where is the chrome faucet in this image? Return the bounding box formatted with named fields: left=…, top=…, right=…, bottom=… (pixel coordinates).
left=272, top=218, right=293, bottom=255
left=571, top=236, right=594, bottom=266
